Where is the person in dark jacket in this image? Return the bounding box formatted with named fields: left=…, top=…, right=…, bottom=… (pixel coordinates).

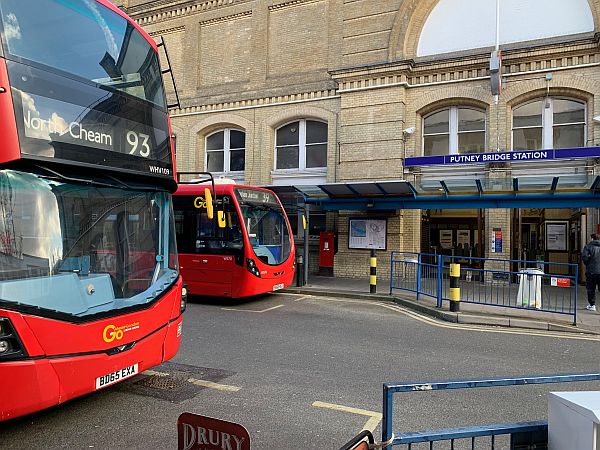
left=581, top=234, right=600, bottom=311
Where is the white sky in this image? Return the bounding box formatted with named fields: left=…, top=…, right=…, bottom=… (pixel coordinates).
left=417, top=0, right=595, bottom=56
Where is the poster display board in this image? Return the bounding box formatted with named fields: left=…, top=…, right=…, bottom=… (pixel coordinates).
left=440, top=230, right=453, bottom=249
left=457, top=230, right=471, bottom=246
left=491, top=228, right=503, bottom=253
left=349, top=218, right=387, bottom=250
left=546, top=221, right=568, bottom=251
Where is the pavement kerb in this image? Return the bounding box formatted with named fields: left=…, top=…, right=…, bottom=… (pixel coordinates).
left=283, top=287, right=600, bottom=336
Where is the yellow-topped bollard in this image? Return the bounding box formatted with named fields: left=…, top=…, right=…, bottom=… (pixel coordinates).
left=449, top=263, right=460, bottom=312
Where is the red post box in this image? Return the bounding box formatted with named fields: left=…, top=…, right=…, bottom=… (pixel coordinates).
left=319, top=231, right=335, bottom=276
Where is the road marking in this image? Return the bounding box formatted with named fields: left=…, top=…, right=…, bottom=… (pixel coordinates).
left=294, top=295, right=311, bottom=302
left=143, top=370, right=241, bottom=392
left=143, top=370, right=169, bottom=377
left=313, top=401, right=382, bottom=433
left=221, top=304, right=285, bottom=313
left=378, top=302, right=600, bottom=341
left=301, top=295, right=600, bottom=341
left=187, top=378, right=242, bottom=392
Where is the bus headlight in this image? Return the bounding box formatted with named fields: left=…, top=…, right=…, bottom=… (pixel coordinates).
left=0, top=318, right=27, bottom=361
left=246, top=258, right=261, bottom=278
left=180, top=285, right=188, bottom=313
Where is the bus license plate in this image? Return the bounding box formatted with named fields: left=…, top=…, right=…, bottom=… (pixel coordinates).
left=272, top=283, right=284, bottom=291
left=95, top=363, right=139, bottom=389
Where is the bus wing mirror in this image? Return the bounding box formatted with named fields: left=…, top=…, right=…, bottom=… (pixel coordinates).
left=217, top=211, right=227, bottom=228
left=204, top=188, right=214, bottom=220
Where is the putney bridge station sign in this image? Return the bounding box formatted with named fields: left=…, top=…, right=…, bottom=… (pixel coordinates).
left=405, top=146, right=600, bottom=167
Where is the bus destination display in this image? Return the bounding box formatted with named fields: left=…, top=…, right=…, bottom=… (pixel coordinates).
left=6, top=57, right=174, bottom=179
left=14, top=89, right=172, bottom=176
left=235, top=188, right=279, bottom=207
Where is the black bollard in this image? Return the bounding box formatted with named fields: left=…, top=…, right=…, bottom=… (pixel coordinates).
left=370, top=250, right=377, bottom=294
left=296, top=254, right=304, bottom=287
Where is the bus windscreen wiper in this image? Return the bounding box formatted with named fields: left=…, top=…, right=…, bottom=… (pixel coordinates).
left=34, top=165, right=163, bottom=192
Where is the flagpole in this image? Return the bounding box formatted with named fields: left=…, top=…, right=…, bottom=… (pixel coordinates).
left=494, top=0, right=500, bottom=151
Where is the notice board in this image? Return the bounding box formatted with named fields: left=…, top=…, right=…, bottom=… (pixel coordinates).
left=348, top=218, right=387, bottom=250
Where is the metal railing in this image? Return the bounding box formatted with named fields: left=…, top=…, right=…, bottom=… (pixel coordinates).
left=390, top=252, right=579, bottom=325
left=382, top=372, right=600, bottom=449
left=389, top=252, right=442, bottom=302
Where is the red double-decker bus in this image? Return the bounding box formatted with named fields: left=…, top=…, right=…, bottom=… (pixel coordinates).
left=0, top=0, right=186, bottom=420
left=174, top=174, right=295, bottom=298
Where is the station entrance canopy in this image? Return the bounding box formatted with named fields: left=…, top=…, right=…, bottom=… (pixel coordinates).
left=267, top=175, right=600, bottom=211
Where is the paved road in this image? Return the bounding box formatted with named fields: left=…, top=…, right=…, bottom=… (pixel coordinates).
left=1, top=292, right=599, bottom=449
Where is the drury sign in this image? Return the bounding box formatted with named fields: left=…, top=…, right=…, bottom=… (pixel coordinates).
left=178, top=413, right=250, bottom=450
left=405, top=146, right=600, bottom=167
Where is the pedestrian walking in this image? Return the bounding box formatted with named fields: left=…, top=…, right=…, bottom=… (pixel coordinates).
left=581, top=233, right=599, bottom=311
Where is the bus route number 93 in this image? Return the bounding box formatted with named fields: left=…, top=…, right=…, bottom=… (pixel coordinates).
left=127, top=130, right=151, bottom=157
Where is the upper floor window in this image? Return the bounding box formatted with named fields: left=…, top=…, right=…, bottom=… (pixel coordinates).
left=423, top=107, right=486, bottom=156
left=275, top=120, right=327, bottom=170
left=206, top=129, right=245, bottom=173
left=512, top=98, right=585, bottom=150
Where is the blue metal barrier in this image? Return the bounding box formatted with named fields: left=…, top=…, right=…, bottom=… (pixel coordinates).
left=390, top=252, right=441, bottom=302
left=382, top=372, right=600, bottom=449
left=390, top=252, right=579, bottom=325
left=443, top=255, right=578, bottom=324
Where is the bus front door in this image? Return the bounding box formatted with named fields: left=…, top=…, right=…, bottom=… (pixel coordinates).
left=181, top=253, right=235, bottom=297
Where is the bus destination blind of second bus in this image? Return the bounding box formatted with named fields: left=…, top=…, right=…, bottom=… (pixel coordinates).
left=235, top=188, right=279, bottom=207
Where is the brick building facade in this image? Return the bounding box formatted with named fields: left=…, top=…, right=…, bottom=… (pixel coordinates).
left=115, top=0, right=600, bottom=280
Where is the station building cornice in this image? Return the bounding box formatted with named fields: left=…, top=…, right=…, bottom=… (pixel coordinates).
left=126, top=0, right=252, bottom=26
left=329, top=36, right=600, bottom=94
left=169, top=89, right=340, bottom=117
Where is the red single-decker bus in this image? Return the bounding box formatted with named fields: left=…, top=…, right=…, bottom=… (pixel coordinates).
left=174, top=175, right=295, bottom=298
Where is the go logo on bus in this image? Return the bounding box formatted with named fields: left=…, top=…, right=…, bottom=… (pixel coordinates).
left=102, top=322, right=140, bottom=343
left=103, top=325, right=124, bottom=343
left=194, top=196, right=207, bottom=209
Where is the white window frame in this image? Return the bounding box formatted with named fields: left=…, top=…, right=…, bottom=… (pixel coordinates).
left=511, top=98, right=587, bottom=150
left=422, top=106, right=486, bottom=156
left=205, top=128, right=245, bottom=174
left=275, top=119, right=328, bottom=171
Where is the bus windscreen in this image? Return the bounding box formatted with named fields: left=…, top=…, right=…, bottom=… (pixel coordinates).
left=0, top=169, right=178, bottom=320
left=235, top=188, right=292, bottom=266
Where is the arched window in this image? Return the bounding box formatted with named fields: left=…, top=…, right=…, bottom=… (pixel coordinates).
left=418, top=0, right=594, bottom=56
left=205, top=129, right=245, bottom=173
left=512, top=98, right=585, bottom=150
left=423, top=107, right=486, bottom=156
left=275, top=120, right=327, bottom=170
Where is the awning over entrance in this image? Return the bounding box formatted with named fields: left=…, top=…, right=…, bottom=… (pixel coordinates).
left=266, top=174, right=600, bottom=211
